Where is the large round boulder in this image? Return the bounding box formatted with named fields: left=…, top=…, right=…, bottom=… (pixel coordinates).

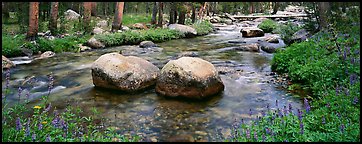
left=156, top=57, right=224, bottom=99
left=240, top=27, right=265, bottom=37
left=168, top=24, right=197, bottom=38
left=91, top=53, right=159, bottom=92
left=87, top=36, right=105, bottom=49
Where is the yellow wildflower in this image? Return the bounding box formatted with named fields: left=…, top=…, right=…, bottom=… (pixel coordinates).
left=42, top=121, right=47, bottom=124
left=33, top=106, right=41, bottom=109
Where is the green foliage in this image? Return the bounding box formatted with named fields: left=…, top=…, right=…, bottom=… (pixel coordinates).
left=192, top=20, right=214, bottom=36
left=2, top=34, right=26, bottom=57
left=2, top=73, right=139, bottom=142
left=274, top=21, right=302, bottom=45
left=122, top=13, right=152, bottom=27
left=257, top=19, right=278, bottom=33
left=95, top=28, right=184, bottom=47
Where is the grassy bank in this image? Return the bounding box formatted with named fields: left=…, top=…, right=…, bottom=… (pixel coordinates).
left=226, top=10, right=360, bottom=142
left=2, top=19, right=213, bottom=58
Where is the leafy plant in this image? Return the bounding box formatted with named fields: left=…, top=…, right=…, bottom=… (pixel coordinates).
left=257, top=19, right=278, bottom=33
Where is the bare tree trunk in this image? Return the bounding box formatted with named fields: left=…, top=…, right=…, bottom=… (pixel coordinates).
left=271, top=2, right=279, bottom=15
left=191, top=4, right=196, bottom=23
left=83, top=2, right=92, bottom=33
left=27, top=2, right=39, bottom=41
left=49, top=2, right=58, bottom=35
left=169, top=2, right=175, bottom=24
left=178, top=7, right=186, bottom=25
left=111, top=2, right=124, bottom=32
left=146, top=2, right=149, bottom=14
left=318, top=2, right=330, bottom=30
left=151, top=2, right=157, bottom=24
left=91, top=2, right=97, bottom=16
left=157, top=2, right=163, bottom=27
left=249, top=2, right=254, bottom=14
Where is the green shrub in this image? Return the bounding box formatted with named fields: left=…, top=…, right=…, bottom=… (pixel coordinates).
left=2, top=34, right=26, bottom=57
left=192, top=20, right=214, bottom=36
left=257, top=19, right=278, bottom=33
left=274, top=21, right=302, bottom=45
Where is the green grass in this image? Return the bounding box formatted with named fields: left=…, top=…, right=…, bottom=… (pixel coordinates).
left=192, top=20, right=214, bottom=36
left=122, top=13, right=152, bottom=26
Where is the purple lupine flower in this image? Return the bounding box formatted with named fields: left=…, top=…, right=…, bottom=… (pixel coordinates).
left=350, top=73, right=357, bottom=85
left=300, top=122, right=304, bottom=134
left=38, top=123, right=43, bottom=130
left=275, top=100, right=278, bottom=107
left=343, top=49, right=347, bottom=60
left=346, top=47, right=350, bottom=55
left=249, top=109, right=252, bottom=117
left=60, top=119, right=67, bottom=131
left=52, top=117, right=60, bottom=128
left=297, top=109, right=303, bottom=121
left=261, top=110, right=265, bottom=117
left=25, top=119, right=31, bottom=136
left=246, top=129, right=250, bottom=139
left=32, top=133, right=36, bottom=141
left=304, top=98, right=310, bottom=113
left=337, top=112, right=341, bottom=118
left=16, top=117, right=22, bottom=131
left=345, top=69, right=349, bottom=75
left=262, top=134, right=266, bottom=142
left=18, top=87, right=23, bottom=103
left=254, top=131, right=258, bottom=141
left=53, top=110, right=59, bottom=116
left=352, top=96, right=358, bottom=105
left=277, top=108, right=283, bottom=118
left=265, top=128, right=270, bottom=135
left=340, top=124, right=345, bottom=133
left=288, top=103, right=293, bottom=114
left=283, top=105, right=288, bottom=115
left=5, top=69, right=10, bottom=89
left=335, top=86, right=339, bottom=96
left=46, top=135, right=51, bottom=142
left=351, top=57, right=355, bottom=64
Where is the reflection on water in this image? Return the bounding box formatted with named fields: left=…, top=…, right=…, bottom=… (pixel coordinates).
left=2, top=24, right=302, bottom=142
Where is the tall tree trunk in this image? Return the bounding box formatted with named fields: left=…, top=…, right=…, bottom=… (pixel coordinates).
left=2, top=2, right=10, bottom=23
left=178, top=8, right=185, bottom=25
left=191, top=4, right=196, bottom=23
left=318, top=2, right=330, bottom=30
left=249, top=2, right=254, bottom=14
left=146, top=2, right=149, bottom=14
left=151, top=2, right=157, bottom=24
left=27, top=2, right=39, bottom=41
left=271, top=2, right=279, bottom=14
left=49, top=2, right=58, bottom=35
left=83, top=2, right=92, bottom=33
left=169, top=2, right=174, bottom=24
left=91, top=2, right=97, bottom=16
left=111, top=2, right=124, bottom=32
left=157, top=2, right=163, bottom=27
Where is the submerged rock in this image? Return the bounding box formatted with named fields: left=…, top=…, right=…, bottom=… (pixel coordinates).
left=240, top=27, right=265, bottom=37
left=265, top=36, right=279, bottom=43
left=91, top=52, right=159, bottom=92
left=156, top=57, right=224, bottom=99
left=168, top=24, right=197, bottom=38
left=34, top=51, right=55, bottom=60
left=139, top=41, right=157, bottom=48
left=239, top=43, right=261, bottom=52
